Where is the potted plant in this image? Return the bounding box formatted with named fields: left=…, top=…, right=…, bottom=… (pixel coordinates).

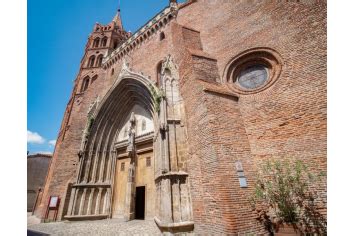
left=250, top=159, right=326, bottom=235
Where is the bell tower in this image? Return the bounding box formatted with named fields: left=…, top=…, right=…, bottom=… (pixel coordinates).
left=76, top=9, right=130, bottom=94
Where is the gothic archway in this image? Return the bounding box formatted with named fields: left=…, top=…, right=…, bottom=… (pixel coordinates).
left=65, top=57, right=193, bottom=234
left=65, top=68, right=157, bottom=220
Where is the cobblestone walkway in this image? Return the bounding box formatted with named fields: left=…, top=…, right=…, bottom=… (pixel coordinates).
left=27, top=219, right=162, bottom=236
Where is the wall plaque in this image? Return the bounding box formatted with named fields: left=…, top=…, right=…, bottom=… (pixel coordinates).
left=49, top=196, right=59, bottom=208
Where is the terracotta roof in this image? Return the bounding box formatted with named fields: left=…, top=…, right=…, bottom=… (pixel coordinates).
left=27, top=153, right=52, bottom=158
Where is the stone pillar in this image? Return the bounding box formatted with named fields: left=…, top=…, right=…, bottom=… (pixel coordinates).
left=86, top=188, right=95, bottom=215
left=67, top=187, right=77, bottom=216
left=78, top=188, right=87, bottom=215
left=124, top=160, right=136, bottom=221
left=95, top=188, right=103, bottom=215
left=160, top=178, right=173, bottom=223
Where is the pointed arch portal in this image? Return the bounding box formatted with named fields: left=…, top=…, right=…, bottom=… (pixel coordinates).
left=65, top=57, right=193, bottom=234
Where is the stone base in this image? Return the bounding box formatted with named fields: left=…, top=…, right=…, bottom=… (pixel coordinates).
left=64, top=214, right=109, bottom=221
left=154, top=217, right=194, bottom=235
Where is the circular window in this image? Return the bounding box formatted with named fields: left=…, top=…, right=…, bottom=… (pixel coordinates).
left=225, top=48, right=283, bottom=94
left=236, top=65, right=268, bottom=89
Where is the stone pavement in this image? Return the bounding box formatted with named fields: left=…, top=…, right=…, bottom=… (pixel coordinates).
left=27, top=218, right=162, bottom=236
left=28, top=212, right=41, bottom=226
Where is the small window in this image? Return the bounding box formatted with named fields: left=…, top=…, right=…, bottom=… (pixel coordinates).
left=81, top=76, right=90, bottom=92
left=146, top=157, right=151, bottom=167
left=121, top=162, right=125, bottom=171
left=93, top=38, right=100, bottom=48
left=160, top=32, right=165, bottom=41
left=96, top=55, right=103, bottom=67
left=236, top=65, right=268, bottom=90
left=141, top=120, right=146, bottom=131
left=88, top=55, right=96, bottom=68
left=156, top=61, right=163, bottom=86
left=91, top=75, right=98, bottom=84
left=101, top=37, right=108, bottom=47
left=113, top=40, right=119, bottom=49
left=124, top=126, right=128, bottom=137
left=111, top=68, right=115, bottom=76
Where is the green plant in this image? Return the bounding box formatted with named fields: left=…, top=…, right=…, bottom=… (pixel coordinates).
left=84, top=116, right=95, bottom=139
left=149, top=84, right=165, bottom=113
left=250, top=159, right=326, bottom=235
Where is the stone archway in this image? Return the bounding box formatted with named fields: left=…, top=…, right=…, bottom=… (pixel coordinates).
left=65, top=66, right=157, bottom=221
left=65, top=57, right=194, bottom=234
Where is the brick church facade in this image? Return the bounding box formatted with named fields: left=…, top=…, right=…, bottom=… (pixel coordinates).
left=34, top=0, right=327, bottom=234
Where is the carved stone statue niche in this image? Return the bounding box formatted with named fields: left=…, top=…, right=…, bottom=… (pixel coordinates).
left=124, top=112, right=137, bottom=221
left=126, top=112, right=136, bottom=154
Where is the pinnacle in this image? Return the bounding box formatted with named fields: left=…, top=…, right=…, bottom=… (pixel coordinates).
left=112, top=9, right=123, bottom=29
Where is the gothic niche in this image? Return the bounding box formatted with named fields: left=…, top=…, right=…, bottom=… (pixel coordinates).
left=64, top=55, right=193, bottom=234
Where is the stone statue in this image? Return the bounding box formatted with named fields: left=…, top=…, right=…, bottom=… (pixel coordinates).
left=127, top=112, right=136, bottom=153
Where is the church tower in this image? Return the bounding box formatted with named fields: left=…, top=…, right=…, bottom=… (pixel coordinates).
left=35, top=8, right=130, bottom=221
left=76, top=9, right=130, bottom=94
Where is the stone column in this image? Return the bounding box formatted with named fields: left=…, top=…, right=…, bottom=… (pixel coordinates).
left=124, top=159, right=136, bottom=221
left=68, top=188, right=78, bottom=216
left=86, top=188, right=95, bottom=215
left=78, top=188, right=87, bottom=215
left=95, top=188, right=103, bottom=215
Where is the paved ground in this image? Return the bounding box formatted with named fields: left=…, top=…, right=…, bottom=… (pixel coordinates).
left=28, top=212, right=41, bottom=226
left=27, top=218, right=162, bottom=236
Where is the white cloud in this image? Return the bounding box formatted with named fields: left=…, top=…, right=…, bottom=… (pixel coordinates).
left=49, top=139, right=56, bottom=146
left=37, top=151, right=52, bottom=155
left=27, top=130, right=45, bottom=144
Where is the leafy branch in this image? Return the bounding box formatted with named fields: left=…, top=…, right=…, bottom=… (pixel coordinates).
left=250, top=159, right=327, bottom=235
left=149, top=84, right=165, bottom=113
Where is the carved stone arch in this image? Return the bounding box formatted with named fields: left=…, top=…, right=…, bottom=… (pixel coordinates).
left=66, top=57, right=193, bottom=234
left=160, top=54, right=179, bottom=80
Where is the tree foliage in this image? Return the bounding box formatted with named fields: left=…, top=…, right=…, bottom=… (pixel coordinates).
left=250, top=159, right=326, bottom=235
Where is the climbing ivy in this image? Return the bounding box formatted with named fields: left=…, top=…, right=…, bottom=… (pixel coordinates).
left=84, top=116, right=95, bottom=139
left=149, top=84, right=165, bottom=113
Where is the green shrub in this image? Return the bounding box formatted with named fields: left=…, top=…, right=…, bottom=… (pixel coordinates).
left=250, top=159, right=326, bottom=235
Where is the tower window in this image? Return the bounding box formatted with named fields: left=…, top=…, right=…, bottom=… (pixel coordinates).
left=120, top=162, right=125, bottom=171
left=91, top=75, right=98, bottom=84
left=101, top=37, right=108, bottom=47
left=96, top=55, right=103, bottom=67
left=160, top=32, right=166, bottom=41
left=88, top=55, right=96, bottom=68
left=81, top=76, right=90, bottom=92
left=93, top=37, right=100, bottom=48
left=113, top=40, right=119, bottom=49
left=146, top=157, right=151, bottom=167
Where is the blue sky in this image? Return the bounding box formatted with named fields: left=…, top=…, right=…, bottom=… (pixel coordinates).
left=27, top=0, right=184, bottom=154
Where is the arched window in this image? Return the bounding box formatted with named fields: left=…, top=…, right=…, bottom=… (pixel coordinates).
left=93, top=37, right=100, bottom=48
left=81, top=76, right=90, bottom=92
left=88, top=55, right=96, bottom=68
left=157, top=61, right=163, bottom=86
left=160, top=32, right=166, bottom=41
left=113, top=40, right=119, bottom=49
left=101, top=37, right=108, bottom=47
left=91, top=75, right=98, bottom=84
left=141, top=119, right=146, bottom=131
left=96, top=55, right=103, bottom=67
